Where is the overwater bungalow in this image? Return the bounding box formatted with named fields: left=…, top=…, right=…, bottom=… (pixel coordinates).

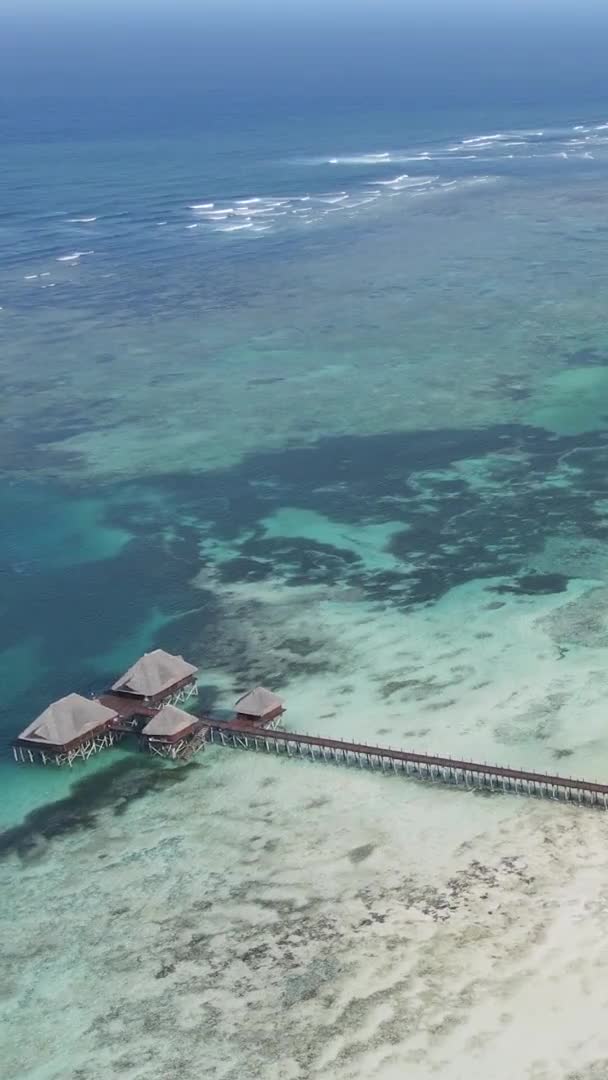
left=13, top=693, right=119, bottom=766
left=111, top=649, right=198, bottom=708
left=141, top=703, right=209, bottom=760
left=234, top=686, right=284, bottom=727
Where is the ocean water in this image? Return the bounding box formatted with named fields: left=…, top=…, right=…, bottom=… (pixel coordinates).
left=5, top=4, right=608, bottom=1078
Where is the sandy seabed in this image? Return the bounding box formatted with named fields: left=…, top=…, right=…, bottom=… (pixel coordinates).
left=4, top=573, right=608, bottom=1080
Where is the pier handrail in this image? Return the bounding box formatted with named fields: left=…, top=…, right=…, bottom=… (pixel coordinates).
left=208, top=720, right=608, bottom=795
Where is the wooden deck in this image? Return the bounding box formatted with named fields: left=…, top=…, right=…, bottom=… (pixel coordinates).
left=208, top=721, right=608, bottom=809
left=11, top=684, right=608, bottom=809
left=96, top=694, right=157, bottom=721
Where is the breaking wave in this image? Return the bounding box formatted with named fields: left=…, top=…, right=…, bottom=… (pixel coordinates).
left=23, top=114, right=605, bottom=268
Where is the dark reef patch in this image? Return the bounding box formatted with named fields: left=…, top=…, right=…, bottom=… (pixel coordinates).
left=4, top=421, right=608, bottom=758
left=117, top=423, right=608, bottom=612
left=235, top=536, right=360, bottom=586
left=279, top=637, right=322, bottom=657
left=566, top=347, right=608, bottom=367
left=492, top=573, right=570, bottom=596
left=218, top=557, right=273, bottom=583
left=348, top=843, right=376, bottom=864
left=0, top=757, right=195, bottom=863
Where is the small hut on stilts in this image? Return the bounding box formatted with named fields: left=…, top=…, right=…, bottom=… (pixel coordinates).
left=111, top=649, right=199, bottom=712
left=13, top=694, right=119, bottom=766
left=234, top=686, right=285, bottom=728
left=141, top=704, right=209, bottom=761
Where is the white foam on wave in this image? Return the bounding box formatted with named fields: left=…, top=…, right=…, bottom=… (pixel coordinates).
left=24, top=274, right=38, bottom=280
left=216, top=222, right=254, bottom=232
left=461, top=141, right=509, bottom=153
left=234, top=206, right=279, bottom=216
left=67, top=216, right=97, bottom=223
left=435, top=175, right=495, bottom=194
left=186, top=223, right=199, bottom=229
left=56, top=250, right=94, bottom=262
left=342, top=196, right=378, bottom=208
left=374, top=175, right=436, bottom=191
left=325, top=152, right=392, bottom=165
left=401, top=176, right=437, bottom=186
left=375, top=173, right=410, bottom=186
left=462, top=133, right=510, bottom=145
left=176, top=117, right=608, bottom=246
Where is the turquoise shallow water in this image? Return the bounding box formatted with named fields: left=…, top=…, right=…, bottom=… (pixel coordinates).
left=4, top=106, right=608, bottom=868
left=5, top=10, right=608, bottom=1072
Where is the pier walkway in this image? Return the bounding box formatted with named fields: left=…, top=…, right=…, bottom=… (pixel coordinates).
left=208, top=721, right=608, bottom=809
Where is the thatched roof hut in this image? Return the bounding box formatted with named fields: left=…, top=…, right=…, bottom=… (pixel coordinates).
left=112, top=649, right=198, bottom=704
left=234, top=686, right=284, bottom=724
left=17, top=694, right=117, bottom=752
left=141, top=703, right=203, bottom=744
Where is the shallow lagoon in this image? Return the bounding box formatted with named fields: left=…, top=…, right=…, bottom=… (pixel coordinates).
left=4, top=112, right=608, bottom=1077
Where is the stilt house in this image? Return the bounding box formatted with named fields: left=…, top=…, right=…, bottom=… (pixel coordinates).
left=14, top=693, right=119, bottom=765
left=112, top=649, right=198, bottom=708
left=234, top=686, right=284, bottom=726
left=141, top=703, right=208, bottom=760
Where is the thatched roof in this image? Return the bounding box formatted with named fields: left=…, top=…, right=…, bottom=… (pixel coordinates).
left=18, top=694, right=117, bottom=746
left=234, top=686, right=284, bottom=718
left=112, top=649, right=197, bottom=698
left=142, top=704, right=197, bottom=738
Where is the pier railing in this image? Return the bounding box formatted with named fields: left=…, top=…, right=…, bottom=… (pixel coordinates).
left=209, top=721, right=608, bottom=809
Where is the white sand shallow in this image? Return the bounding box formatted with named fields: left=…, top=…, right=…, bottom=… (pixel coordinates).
left=5, top=570, right=608, bottom=1079
left=4, top=736, right=608, bottom=1080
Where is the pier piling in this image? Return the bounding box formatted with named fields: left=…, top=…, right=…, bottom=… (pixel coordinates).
left=208, top=721, right=608, bottom=811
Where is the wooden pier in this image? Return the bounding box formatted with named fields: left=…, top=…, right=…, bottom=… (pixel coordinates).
left=10, top=651, right=608, bottom=813
left=208, top=721, right=608, bottom=810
